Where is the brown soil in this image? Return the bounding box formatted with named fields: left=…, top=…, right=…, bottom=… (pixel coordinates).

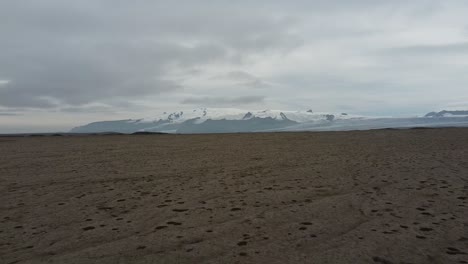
left=1, top=128, right=467, bottom=264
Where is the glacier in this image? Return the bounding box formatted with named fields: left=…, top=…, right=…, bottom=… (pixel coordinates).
left=69, top=108, right=468, bottom=134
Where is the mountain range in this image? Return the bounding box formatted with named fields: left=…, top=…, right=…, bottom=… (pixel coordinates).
left=70, top=108, right=468, bottom=134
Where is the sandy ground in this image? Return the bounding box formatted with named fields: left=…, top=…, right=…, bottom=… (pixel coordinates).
left=0, top=128, right=467, bottom=264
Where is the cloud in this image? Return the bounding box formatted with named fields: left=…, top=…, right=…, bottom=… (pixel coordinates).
left=212, top=71, right=272, bottom=88
left=383, top=42, right=468, bottom=55
left=0, top=1, right=299, bottom=110
left=0, top=106, right=22, bottom=116
left=222, top=71, right=259, bottom=81
left=1, top=0, right=468, bottom=132
left=0, top=112, right=21, bottom=116
left=181, top=96, right=265, bottom=106
left=60, top=105, right=114, bottom=113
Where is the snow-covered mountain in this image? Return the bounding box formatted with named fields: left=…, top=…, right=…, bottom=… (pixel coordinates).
left=69, top=108, right=468, bottom=134
left=138, top=108, right=362, bottom=123
left=424, top=110, right=468, bottom=118
left=70, top=108, right=362, bottom=133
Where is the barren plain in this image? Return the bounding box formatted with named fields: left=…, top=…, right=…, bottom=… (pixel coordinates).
left=1, top=128, right=467, bottom=263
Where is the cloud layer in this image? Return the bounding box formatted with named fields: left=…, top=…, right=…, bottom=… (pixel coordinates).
left=1, top=0, right=468, bottom=131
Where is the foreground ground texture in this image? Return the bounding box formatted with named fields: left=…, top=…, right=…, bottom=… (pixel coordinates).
left=1, top=128, right=467, bottom=264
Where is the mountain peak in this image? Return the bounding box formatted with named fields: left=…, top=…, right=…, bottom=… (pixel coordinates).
left=425, top=110, right=468, bottom=118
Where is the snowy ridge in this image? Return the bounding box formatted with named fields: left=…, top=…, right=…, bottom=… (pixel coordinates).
left=69, top=108, right=468, bottom=134
left=139, top=107, right=362, bottom=124
left=425, top=110, right=468, bottom=118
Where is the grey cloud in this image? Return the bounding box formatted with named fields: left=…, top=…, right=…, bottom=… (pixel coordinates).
left=214, top=71, right=272, bottom=89
left=244, top=80, right=271, bottom=89
left=60, top=105, right=114, bottom=113
left=276, top=74, right=397, bottom=92
left=181, top=96, right=265, bottom=106
left=0, top=106, right=23, bottom=116
left=0, top=38, right=226, bottom=107
left=384, top=42, right=468, bottom=55
left=0, top=1, right=299, bottom=109
left=0, top=83, right=59, bottom=108
left=59, top=100, right=151, bottom=113
left=223, top=71, right=260, bottom=81
left=0, top=112, right=22, bottom=116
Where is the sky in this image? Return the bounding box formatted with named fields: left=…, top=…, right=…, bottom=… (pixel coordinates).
left=1, top=0, right=468, bottom=133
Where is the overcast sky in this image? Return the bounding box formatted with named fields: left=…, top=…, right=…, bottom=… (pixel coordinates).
left=1, top=0, right=468, bottom=132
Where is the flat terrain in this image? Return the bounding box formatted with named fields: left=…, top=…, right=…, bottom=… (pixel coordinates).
left=1, top=128, right=467, bottom=264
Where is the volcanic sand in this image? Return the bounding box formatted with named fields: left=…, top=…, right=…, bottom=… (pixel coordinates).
left=1, top=128, right=467, bottom=263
